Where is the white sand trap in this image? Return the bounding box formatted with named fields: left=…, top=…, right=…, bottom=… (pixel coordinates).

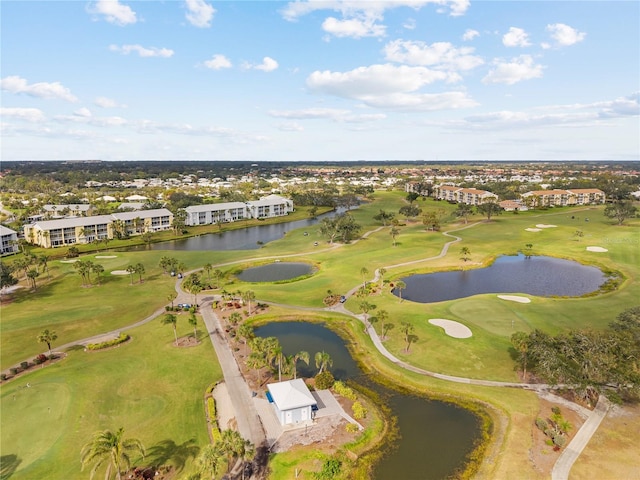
left=429, top=319, right=472, bottom=339
left=95, top=255, right=117, bottom=258
left=60, top=259, right=79, bottom=263
left=586, top=246, right=608, bottom=252
left=498, top=295, right=531, bottom=304
left=110, top=270, right=130, bottom=275
left=525, top=228, right=542, bottom=232
left=536, top=224, right=557, bottom=228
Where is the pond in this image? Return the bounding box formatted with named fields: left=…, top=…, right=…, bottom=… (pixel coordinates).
left=395, top=254, right=607, bottom=303
left=236, top=262, right=313, bottom=282
left=255, top=322, right=480, bottom=480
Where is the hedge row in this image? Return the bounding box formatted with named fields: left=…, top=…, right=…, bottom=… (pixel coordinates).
left=86, top=333, right=130, bottom=351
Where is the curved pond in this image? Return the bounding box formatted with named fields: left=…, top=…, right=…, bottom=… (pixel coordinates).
left=395, top=254, right=606, bottom=303
left=255, top=322, right=480, bottom=480
left=237, top=262, right=312, bottom=282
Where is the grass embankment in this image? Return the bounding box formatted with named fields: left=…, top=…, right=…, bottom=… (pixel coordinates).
left=0, top=316, right=221, bottom=479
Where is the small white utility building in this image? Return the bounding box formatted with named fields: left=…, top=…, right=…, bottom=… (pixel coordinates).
left=266, top=379, right=317, bottom=426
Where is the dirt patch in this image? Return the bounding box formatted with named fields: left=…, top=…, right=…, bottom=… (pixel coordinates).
left=529, top=398, right=585, bottom=476
left=175, top=336, right=199, bottom=348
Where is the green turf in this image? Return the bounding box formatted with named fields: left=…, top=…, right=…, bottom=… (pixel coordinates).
left=0, top=315, right=220, bottom=479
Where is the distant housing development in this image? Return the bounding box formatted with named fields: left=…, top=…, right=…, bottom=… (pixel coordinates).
left=434, top=185, right=499, bottom=205
left=24, top=208, right=173, bottom=248
left=185, top=194, right=293, bottom=227
left=0, top=225, right=18, bottom=255
left=521, top=189, right=606, bottom=207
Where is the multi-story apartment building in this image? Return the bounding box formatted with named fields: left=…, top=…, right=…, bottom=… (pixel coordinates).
left=433, top=185, right=499, bottom=205
left=0, top=225, right=19, bottom=255
left=185, top=195, right=293, bottom=227
left=521, top=189, right=605, bottom=208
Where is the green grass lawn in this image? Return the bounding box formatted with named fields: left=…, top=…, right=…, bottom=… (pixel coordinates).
left=0, top=315, right=220, bottom=479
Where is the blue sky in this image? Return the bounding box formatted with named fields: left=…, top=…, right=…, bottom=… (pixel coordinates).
left=1, top=0, right=638, bottom=162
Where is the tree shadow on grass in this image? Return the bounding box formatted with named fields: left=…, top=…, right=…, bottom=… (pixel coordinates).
left=0, top=454, right=22, bottom=480
left=146, top=438, right=199, bottom=473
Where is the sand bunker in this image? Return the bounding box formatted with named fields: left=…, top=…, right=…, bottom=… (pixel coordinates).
left=60, top=259, right=79, bottom=263
left=586, top=246, right=608, bottom=252
left=498, top=295, right=531, bottom=304
left=536, top=224, right=557, bottom=228
left=525, top=228, right=542, bottom=232
left=429, top=319, right=472, bottom=339
left=111, top=270, right=130, bottom=275
left=95, top=255, right=117, bottom=258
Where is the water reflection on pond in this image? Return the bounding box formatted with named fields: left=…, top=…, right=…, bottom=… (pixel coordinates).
left=237, top=262, right=312, bottom=282
left=255, top=322, right=480, bottom=480
left=395, top=254, right=606, bottom=303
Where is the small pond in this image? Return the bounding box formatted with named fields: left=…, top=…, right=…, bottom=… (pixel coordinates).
left=237, top=262, right=312, bottom=282
left=395, top=254, right=607, bottom=303
left=255, top=322, right=480, bottom=480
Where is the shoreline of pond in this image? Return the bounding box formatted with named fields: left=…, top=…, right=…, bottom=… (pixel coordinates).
left=249, top=313, right=494, bottom=480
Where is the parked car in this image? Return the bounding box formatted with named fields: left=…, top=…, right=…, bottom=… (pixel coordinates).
left=340, top=295, right=347, bottom=303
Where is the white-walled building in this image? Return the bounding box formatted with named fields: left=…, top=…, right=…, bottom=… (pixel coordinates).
left=0, top=226, right=19, bottom=255
left=184, top=195, right=293, bottom=226
left=267, top=379, right=317, bottom=426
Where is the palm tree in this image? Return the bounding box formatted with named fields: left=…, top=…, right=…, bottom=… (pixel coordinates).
left=359, top=300, right=376, bottom=329
left=92, top=264, right=104, bottom=285
left=219, top=429, right=246, bottom=473
left=229, top=312, right=243, bottom=326
left=162, top=313, right=178, bottom=345
left=37, top=329, right=57, bottom=357
left=360, top=266, right=369, bottom=291
left=394, top=280, right=406, bottom=302
left=80, top=427, right=145, bottom=480
left=374, top=310, right=388, bottom=339
left=460, top=246, right=471, bottom=262
left=511, top=331, right=530, bottom=381
left=241, top=290, right=256, bottom=315
left=238, top=323, right=254, bottom=353
left=290, top=351, right=310, bottom=379
left=167, top=292, right=177, bottom=309
left=26, top=268, right=40, bottom=290
left=195, top=443, right=224, bottom=480
left=188, top=313, right=198, bottom=339
left=390, top=225, right=400, bottom=246
left=213, top=269, right=223, bottom=289
left=378, top=267, right=386, bottom=288
left=134, top=263, right=145, bottom=283
left=126, top=265, right=135, bottom=285
left=314, top=351, right=333, bottom=374
left=382, top=321, right=394, bottom=341
left=39, top=254, right=50, bottom=279
left=203, top=263, right=212, bottom=283
left=400, top=322, right=415, bottom=353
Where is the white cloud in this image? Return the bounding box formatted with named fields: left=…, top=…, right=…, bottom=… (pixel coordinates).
left=403, top=18, right=416, bottom=30
left=277, top=122, right=304, bottom=132
left=89, top=0, right=137, bottom=26
left=74, top=107, right=93, bottom=117
left=462, top=29, right=479, bottom=41
left=322, top=16, right=386, bottom=38
left=502, top=27, right=531, bottom=47
left=94, top=96, right=126, bottom=108
left=245, top=57, right=279, bottom=72
left=546, top=23, right=586, bottom=47
left=184, top=0, right=215, bottom=28
left=281, top=1, right=470, bottom=22
left=0, top=107, right=46, bottom=122
left=203, top=54, right=232, bottom=70
left=269, top=107, right=386, bottom=123
left=482, top=55, right=544, bottom=85
left=55, top=113, right=128, bottom=127
left=383, top=39, right=483, bottom=71
left=1, top=75, right=78, bottom=102
left=109, top=44, right=174, bottom=58
left=306, top=64, right=477, bottom=111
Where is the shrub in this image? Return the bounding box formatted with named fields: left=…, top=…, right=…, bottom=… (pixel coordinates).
left=86, top=333, right=130, bottom=350
left=551, top=406, right=561, bottom=415
left=553, top=434, right=567, bottom=448
left=211, top=424, right=221, bottom=442
left=345, top=423, right=359, bottom=433
left=20, top=361, right=29, bottom=370
left=314, top=458, right=342, bottom=480
left=9, top=368, right=18, bottom=375
left=315, top=371, right=335, bottom=390
left=352, top=401, right=367, bottom=420
left=33, top=354, right=47, bottom=365
left=535, top=417, right=548, bottom=431
left=333, top=381, right=357, bottom=400
left=207, top=397, right=216, bottom=420
left=1, top=373, right=7, bottom=381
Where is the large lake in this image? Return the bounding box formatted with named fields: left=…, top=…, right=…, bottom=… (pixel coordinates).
left=255, top=322, right=480, bottom=480
left=395, top=254, right=606, bottom=303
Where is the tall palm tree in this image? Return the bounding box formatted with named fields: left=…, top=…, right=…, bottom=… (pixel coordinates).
left=80, top=427, right=145, bottom=480
left=290, top=351, right=309, bottom=379
left=374, top=310, right=388, bottom=339
left=26, top=268, right=40, bottom=290
left=161, top=314, right=178, bottom=345
left=360, top=266, right=369, bottom=290
left=219, top=429, right=245, bottom=473
left=195, top=443, right=224, bottom=480
left=213, top=269, right=223, bottom=289
left=359, top=300, right=375, bottom=329
left=394, top=280, right=406, bottom=303
left=238, top=324, right=254, bottom=353
left=39, top=254, right=50, bottom=279
left=378, top=267, right=386, bottom=288
left=134, top=263, right=145, bottom=283
left=126, top=265, right=136, bottom=285
left=314, top=351, right=333, bottom=374
left=390, top=226, right=400, bottom=246
left=203, top=263, right=212, bottom=283
left=167, top=292, right=177, bottom=309
left=37, top=329, right=57, bottom=357
left=241, top=290, right=256, bottom=315
left=400, top=322, right=415, bottom=353
left=92, top=264, right=104, bottom=285
left=188, top=313, right=198, bottom=339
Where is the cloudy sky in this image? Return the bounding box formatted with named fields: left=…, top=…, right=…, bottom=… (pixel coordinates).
left=1, top=0, right=638, bottom=162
